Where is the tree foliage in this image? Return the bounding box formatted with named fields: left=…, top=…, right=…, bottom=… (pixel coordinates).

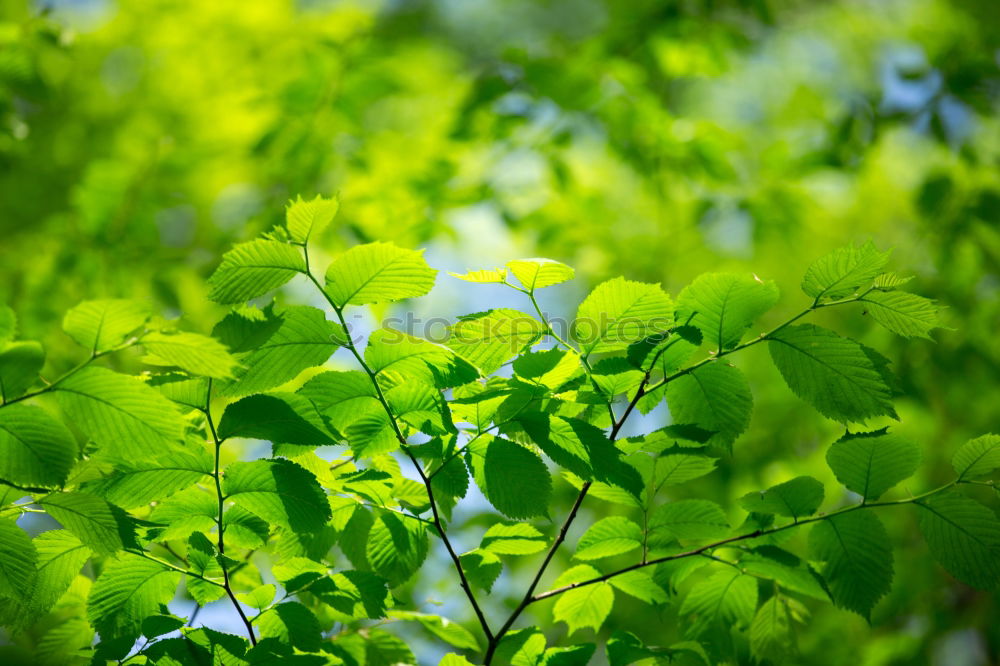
left=1, top=199, right=996, bottom=664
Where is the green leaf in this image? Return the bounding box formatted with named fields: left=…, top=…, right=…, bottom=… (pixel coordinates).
left=238, top=584, right=276, bottom=610
left=207, top=239, right=306, bottom=304
left=146, top=487, right=216, bottom=542
left=141, top=614, right=185, bottom=639
left=62, top=299, right=151, bottom=353
left=332, top=628, right=415, bottom=665
left=298, top=370, right=379, bottom=428
left=366, top=329, right=478, bottom=388
left=649, top=499, right=729, bottom=545
left=286, top=194, right=338, bottom=244
left=651, top=452, right=717, bottom=491
left=573, top=277, right=674, bottom=354
left=365, top=512, right=428, bottom=587
left=518, top=413, right=642, bottom=497
left=218, top=305, right=345, bottom=398
left=149, top=373, right=209, bottom=410
left=750, top=595, right=806, bottom=662
left=665, top=362, right=752, bottom=450
left=481, top=523, right=548, bottom=555
left=543, top=643, right=597, bottom=664
left=676, top=272, right=779, bottom=351
left=768, top=324, right=896, bottom=423
left=313, top=570, right=391, bottom=621
left=448, top=309, right=544, bottom=375
left=324, top=241, right=436, bottom=307
left=84, top=448, right=212, bottom=509
left=432, top=452, right=470, bottom=501
left=449, top=268, right=507, bottom=284
left=606, top=631, right=671, bottom=666
left=218, top=393, right=337, bottom=447
left=551, top=564, right=614, bottom=634
left=390, top=610, right=480, bottom=651
left=506, top=258, right=575, bottom=290
left=35, top=618, right=94, bottom=665
left=512, top=348, right=581, bottom=390
left=628, top=325, right=701, bottom=375
left=479, top=437, right=551, bottom=519
left=826, top=429, right=921, bottom=500
left=915, top=491, right=1000, bottom=591
left=858, top=291, right=940, bottom=339
left=184, top=533, right=225, bottom=606
left=0, top=404, right=77, bottom=487
left=223, top=459, right=331, bottom=532
left=574, top=517, right=642, bottom=561
left=460, top=549, right=502, bottom=593
left=801, top=242, right=890, bottom=301
left=87, top=554, right=181, bottom=640
left=257, top=601, right=322, bottom=652
left=495, top=628, right=547, bottom=666
left=738, top=476, right=825, bottom=519
left=679, top=569, right=757, bottom=638
left=607, top=570, right=668, bottom=605
left=38, top=491, right=136, bottom=555
left=387, top=381, right=453, bottom=436
left=952, top=434, right=1000, bottom=481
left=141, top=331, right=238, bottom=379
left=211, top=304, right=284, bottom=353
left=0, top=341, right=44, bottom=401
left=873, top=272, right=913, bottom=289
left=740, top=546, right=828, bottom=601
left=809, top=511, right=892, bottom=618
left=55, top=366, right=185, bottom=457
left=345, top=410, right=399, bottom=458
left=0, top=518, right=36, bottom=602
left=440, top=655, right=476, bottom=666
left=591, top=357, right=644, bottom=397
left=27, top=530, right=91, bottom=615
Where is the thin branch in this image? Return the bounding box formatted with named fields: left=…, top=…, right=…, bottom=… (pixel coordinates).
left=204, top=379, right=257, bottom=645
left=303, top=249, right=495, bottom=643
left=529, top=480, right=958, bottom=604
left=124, top=550, right=224, bottom=587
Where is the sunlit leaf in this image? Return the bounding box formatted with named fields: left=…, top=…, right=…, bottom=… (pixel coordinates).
left=325, top=241, right=436, bottom=307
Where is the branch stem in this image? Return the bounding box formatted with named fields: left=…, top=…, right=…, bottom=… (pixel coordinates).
left=204, top=379, right=257, bottom=646
left=304, top=250, right=494, bottom=643
left=529, top=480, right=957, bottom=603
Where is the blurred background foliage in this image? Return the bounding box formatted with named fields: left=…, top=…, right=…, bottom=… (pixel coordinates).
left=1, top=0, right=998, bottom=663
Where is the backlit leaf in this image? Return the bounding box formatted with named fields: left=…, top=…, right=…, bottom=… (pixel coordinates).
left=768, top=324, right=896, bottom=423
left=223, top=459, right=331, bottom=532
left=207, top=239, right=306, bottom=304
left=141, top=331, right=238, bottom=379
left=574, top=277, right=673, bottom=354
left=801, top=242, right=890, bottom=301
left=324, top=242, right=436, bottom=307
left=0, top=404, right=76, bottom=488
left=62, top=299, right=151, bottom=353
left=286, top=194, right=338, bottom=244
left=676, top=272, right=779, bottom=351
left=55, top=366, right=185, bottom=457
